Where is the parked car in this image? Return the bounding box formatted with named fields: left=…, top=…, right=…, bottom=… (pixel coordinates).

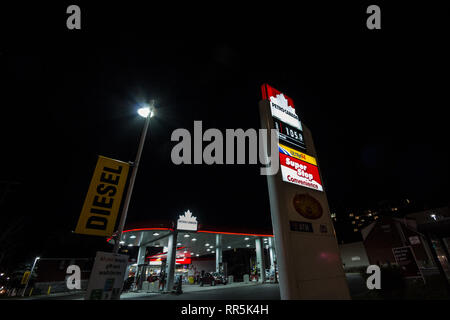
left=200, top=272, right=227, bottom=286
left=211, top=272, right=228, bottom=285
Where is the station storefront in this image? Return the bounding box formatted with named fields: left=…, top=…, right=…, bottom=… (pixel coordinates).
left=107, top=217, right=278, bottom=292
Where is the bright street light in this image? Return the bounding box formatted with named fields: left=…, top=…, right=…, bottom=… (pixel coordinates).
left=137, top=105, right=154, bottom=118
left=112, top=100, right=155, bottom=254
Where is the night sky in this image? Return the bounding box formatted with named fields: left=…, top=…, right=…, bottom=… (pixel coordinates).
left=0, top=2, right=448, bottom=268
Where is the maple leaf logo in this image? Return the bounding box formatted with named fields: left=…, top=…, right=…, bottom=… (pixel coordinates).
left=180, top=210, right=197, bottom=222
left=270, top=93, right=296, bottom=114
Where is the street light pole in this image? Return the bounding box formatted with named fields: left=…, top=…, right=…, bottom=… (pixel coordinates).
left=22, top=256, right=39, bottom=297
left=113, top=104, right=153, bottom=254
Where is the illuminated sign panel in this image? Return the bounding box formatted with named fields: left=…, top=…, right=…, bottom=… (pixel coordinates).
left=262, top=84, right=323, bottom=191
left=279, top=152, right=323, bottom=191
left=75, top=156, right=130, bottom=237
left=261, top=83, right=306, bottom=151
left=177, top=210, right=198, bottom=231
left=279, top=143, right=317, bottom=166
left=279, top=144, right=322, bottom=190
left=149, top=258, right=191, bottom=265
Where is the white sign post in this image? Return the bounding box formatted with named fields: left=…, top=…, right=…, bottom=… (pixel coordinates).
left=85, top=251, right=129, bottom=300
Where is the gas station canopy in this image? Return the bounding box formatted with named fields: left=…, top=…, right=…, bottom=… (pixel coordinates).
left=107, top=223, right=274, bottom=259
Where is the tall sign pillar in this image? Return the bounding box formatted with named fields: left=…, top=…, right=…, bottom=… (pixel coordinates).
left=259, top=84, right=350, bottom=299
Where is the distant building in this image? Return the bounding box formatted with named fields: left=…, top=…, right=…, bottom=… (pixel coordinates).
left=333, top=199, right=425, bottom=244
left=361, top=216, right=433, bottom=268
left=333, top=209, right=380, bottom=244
left=406, top=207, right=450, bottom=276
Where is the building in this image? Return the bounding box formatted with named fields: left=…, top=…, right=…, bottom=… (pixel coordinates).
left=332, top=199, right=426, bottom=244
left=406, top=207, right=450, bottom=277
left=361, top=216, right=432, bottom=268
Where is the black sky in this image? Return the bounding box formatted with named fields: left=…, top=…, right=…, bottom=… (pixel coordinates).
left=0, top=2, right=448, bottom=266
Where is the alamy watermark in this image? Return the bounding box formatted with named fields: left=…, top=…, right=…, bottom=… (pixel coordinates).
left=66, top=265, right=81, bottom=290
left=171, top=121, right=280, bottom=176
left=366, top=265, right=381, bottom=289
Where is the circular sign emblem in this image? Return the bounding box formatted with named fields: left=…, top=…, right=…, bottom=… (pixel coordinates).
left=293, top=194, right=323, bottom=220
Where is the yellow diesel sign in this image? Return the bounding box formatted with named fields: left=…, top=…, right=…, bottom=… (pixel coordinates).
left=21, top=271, right=31, bottom=284
left=75, top=156, right=129, bottom=237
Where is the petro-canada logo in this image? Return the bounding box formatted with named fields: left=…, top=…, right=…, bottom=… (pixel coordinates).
left=261, top=83, right=302, bottom=130
left=177, top=210, right=198, bottom=231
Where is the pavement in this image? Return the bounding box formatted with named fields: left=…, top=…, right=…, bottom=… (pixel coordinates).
left=12, top=274, right=367, bottom=300
left=122, top=282, right=280, bottom=300
left=16, top=282, right=279, bottom=300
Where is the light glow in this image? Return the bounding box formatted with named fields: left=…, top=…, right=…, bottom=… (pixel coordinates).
left=137, top=106, right=153, bottom=118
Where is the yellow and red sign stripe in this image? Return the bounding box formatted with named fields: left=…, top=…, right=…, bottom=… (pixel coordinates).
left=278, top=143, right=317, bottom=166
